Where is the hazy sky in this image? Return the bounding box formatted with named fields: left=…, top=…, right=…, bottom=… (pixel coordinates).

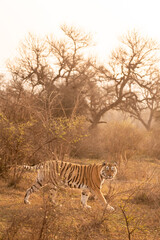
left=0, top=0, right=160, bottom=72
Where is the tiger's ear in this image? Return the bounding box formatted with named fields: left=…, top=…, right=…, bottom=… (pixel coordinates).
left=102, top=162, right=107, bottom=166
left=113, top=162, right=117, bottom=166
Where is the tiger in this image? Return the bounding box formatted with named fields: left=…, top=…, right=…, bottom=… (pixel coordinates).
left=21, top=160, right=117, bottom=211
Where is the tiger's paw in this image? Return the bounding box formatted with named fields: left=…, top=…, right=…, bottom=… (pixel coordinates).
left=83, top=204, right=91, bottom=209
left=106, top=204, right=115, bottom=212
left=24, top=199, right=30, bottom=204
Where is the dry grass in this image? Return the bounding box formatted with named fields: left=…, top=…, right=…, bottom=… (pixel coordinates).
left=0, top=158, right=160, bottom=240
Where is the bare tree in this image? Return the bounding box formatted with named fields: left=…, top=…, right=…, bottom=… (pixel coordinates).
left=119, top=71, right=160, bottom=130
left=114, top=31, right=160, bottom=130
left=8, top=26, right=95, bottom=118
left=87, top=30, right=160, bottom=129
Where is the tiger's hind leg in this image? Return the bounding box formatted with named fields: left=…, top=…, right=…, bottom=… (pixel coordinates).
left=81, top=190, right=91, bottom=209
left=49, top=186, right=57, bottom=204
left=24, top=179, right=43, bottom=204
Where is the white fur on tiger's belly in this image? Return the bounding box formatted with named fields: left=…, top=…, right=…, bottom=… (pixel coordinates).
left=80, top=184, right=88, bottom=189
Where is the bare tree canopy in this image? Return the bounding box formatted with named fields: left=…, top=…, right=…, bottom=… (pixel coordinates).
left=5, top=27, right=160, bottom=131
left=88, top=30, right=160, bottom=129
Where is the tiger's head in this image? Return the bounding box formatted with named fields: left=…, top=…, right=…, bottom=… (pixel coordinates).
left=100, top=162, right=117, bottom=180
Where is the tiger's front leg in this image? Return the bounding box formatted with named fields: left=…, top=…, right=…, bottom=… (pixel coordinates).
left=94, top=190, right=115, bottom=212
left=81, top=190, right=91, bottom=209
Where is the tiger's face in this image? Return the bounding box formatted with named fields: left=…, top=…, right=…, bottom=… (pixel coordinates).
left=100, top=163, right=117, bottom=180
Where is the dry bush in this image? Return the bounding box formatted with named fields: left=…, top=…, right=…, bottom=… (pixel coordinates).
left=75, top=120, right=143, bottom=161
left=0, top=113, right=35, bottom=180
left=46, top=116, right=88, bottom=160
left=131, top=183, right=160, bottom=208
left=101, top=120, right=142, bottom=181
left=116, top=158, right=155, bottom=182
left=104, top=120, right=142, bottom=161
left=74, top=127, right=105, bottom=159
left=140, top=126, right=160, bottom=159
